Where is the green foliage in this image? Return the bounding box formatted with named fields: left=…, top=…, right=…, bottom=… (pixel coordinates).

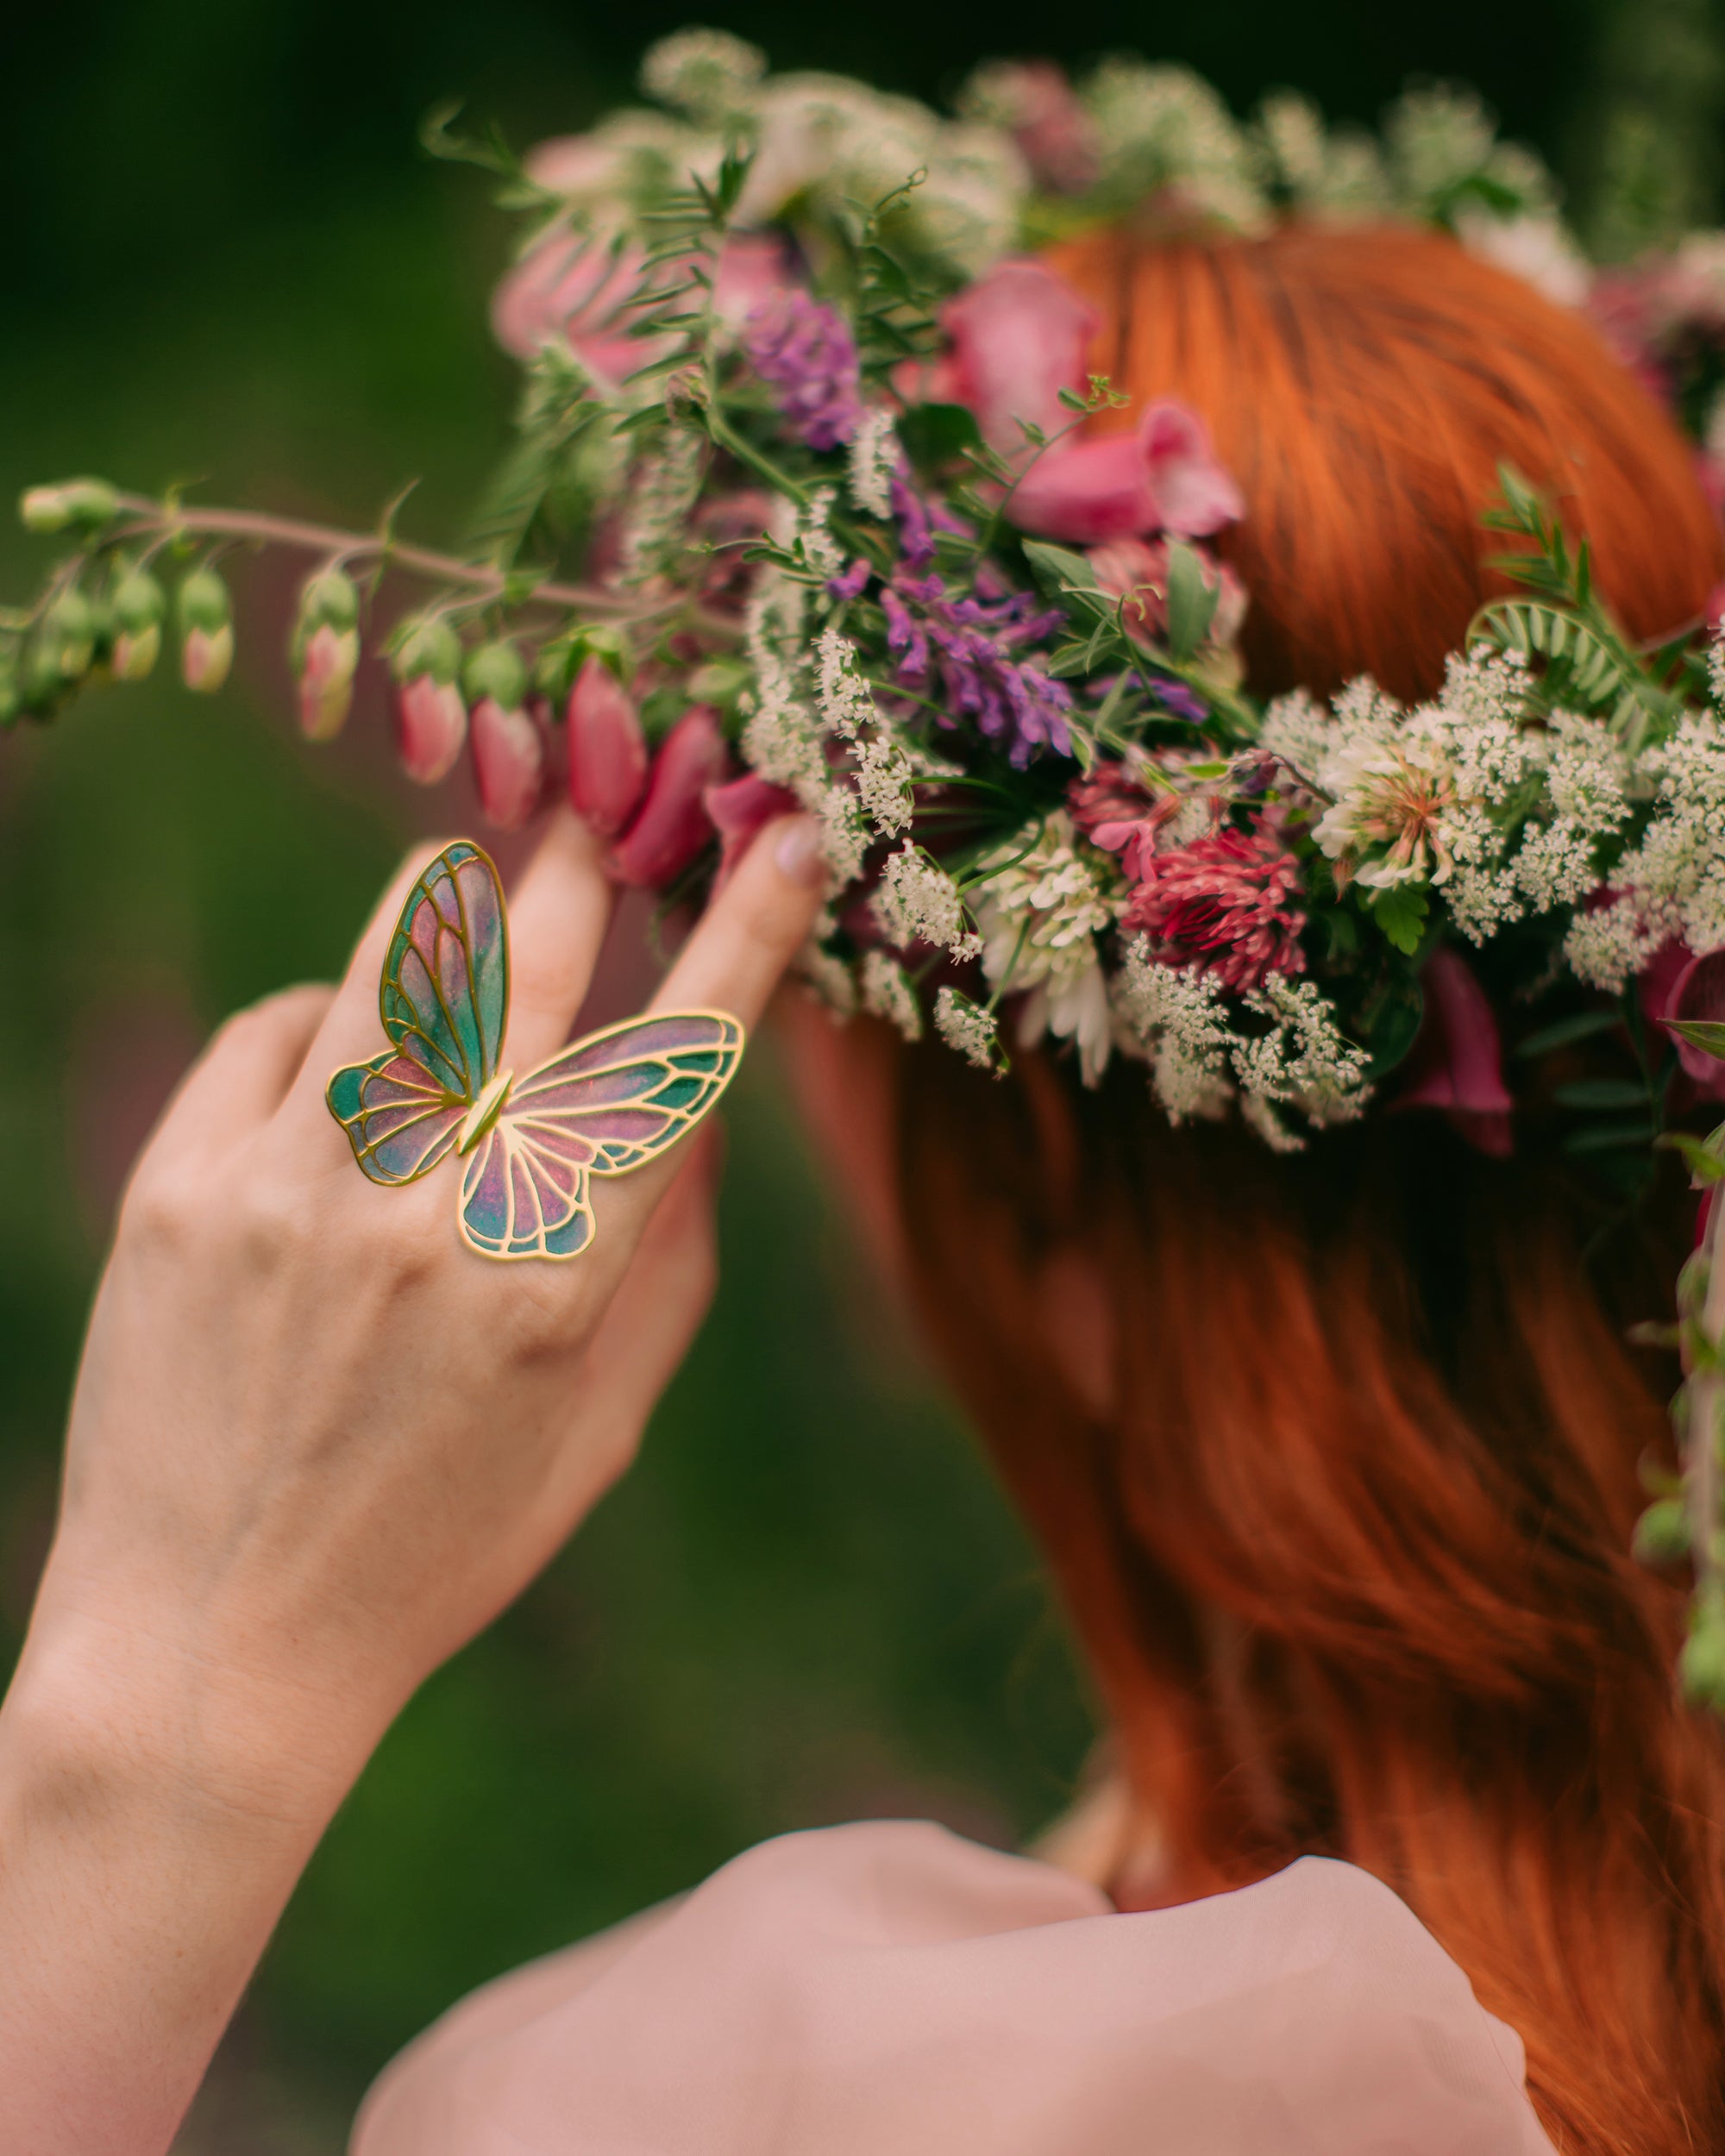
left=1367, top=881, right=1428, bottom=956
left=1163, top=539, right=1220, bottom=662
left=1471, top=465, right=1683, bottom=743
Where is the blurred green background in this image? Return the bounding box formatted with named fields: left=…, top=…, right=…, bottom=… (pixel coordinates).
left=0, top=1, right=1717, bottom=2146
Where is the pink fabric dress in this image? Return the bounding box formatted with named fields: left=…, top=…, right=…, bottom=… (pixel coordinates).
left=353, top=1821, right=1555, bottom=2155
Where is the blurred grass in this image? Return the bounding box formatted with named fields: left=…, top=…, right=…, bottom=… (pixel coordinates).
left=0, top=0, right=1714, bottom=2141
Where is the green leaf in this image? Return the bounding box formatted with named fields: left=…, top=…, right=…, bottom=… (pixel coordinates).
left=1552, top=1079, right=1650, bottom=1112
left=1020, top=541, right=1096, bottom=594
left=1369, top=883, right=1428, bottom=956
left=1364, top=981, right=1424, bottom=1078
left=895, top=403, right=983, bottom=473
left=1667, top=1018, right=1725, bottom=1064
left=1515, top=1009, right=1621, bottom=1059
left=1561, top=1119, right=1656, bottom=1155
left=1657, top=1131, right=1725, bottom=1185
left=1164, top=541, right=1220, bottom=664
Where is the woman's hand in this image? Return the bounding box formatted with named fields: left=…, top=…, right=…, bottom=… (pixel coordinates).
left=0, top=806, right=825, bottom=2156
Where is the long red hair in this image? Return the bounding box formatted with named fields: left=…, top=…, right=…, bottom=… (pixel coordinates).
left=888, top=225, right=1725, bottom=2153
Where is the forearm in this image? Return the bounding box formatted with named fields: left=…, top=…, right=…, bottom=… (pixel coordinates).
left=0, top=1593, right=373, bottom=2156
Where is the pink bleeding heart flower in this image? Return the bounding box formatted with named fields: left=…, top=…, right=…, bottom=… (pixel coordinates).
left=608, top=705, right=727, bottom=887
left=469, top=696, right=546, bottom=830
left=1396, top=947, right=1514, bottom=1155
left=393, top=674, right=467, bottom=786
left=927, top=258, right=1097, bottom=448
left=1010, top=398, right=1245, bottom=544
left=704, top=771, right=800, bottom=887
left=1653, top=942, right=1725, bottom=1098
left=566, top=657, right=649, bottom=837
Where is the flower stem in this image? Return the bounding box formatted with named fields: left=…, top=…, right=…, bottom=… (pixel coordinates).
left=106, top=495, right=644, bottom=617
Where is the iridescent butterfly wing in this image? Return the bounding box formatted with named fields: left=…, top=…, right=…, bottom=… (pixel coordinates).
left=457, top=1012, right=743, bottom=1261
left=326, top=842, right=509, bottom=1184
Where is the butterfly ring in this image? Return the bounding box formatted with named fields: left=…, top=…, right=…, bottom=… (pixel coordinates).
left=326, top=840, right=743, bottom=1261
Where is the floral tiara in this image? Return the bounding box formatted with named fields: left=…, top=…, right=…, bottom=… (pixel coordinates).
left=8, top=28, right=1725, bottom=1706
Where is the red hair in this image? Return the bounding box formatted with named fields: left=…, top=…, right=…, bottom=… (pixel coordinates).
left=888, top=226, right=1725, bottom=2153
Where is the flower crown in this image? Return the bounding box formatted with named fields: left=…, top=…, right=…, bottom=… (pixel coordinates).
left=9, top=29, right=1725, bottom=1705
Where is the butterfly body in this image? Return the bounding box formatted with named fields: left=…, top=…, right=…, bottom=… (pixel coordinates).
left=327, top=842, right=743, bottom=1262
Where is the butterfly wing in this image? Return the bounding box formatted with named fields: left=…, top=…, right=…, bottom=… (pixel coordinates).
left=326, top=841, right=509, bottom=1186
left=456, top=1011, right=744, bottom=1262
left=380, top=841, right=508, bottom=1098
left=457, top=1117, right=596, bottom=1261
left=328, top=1050, right=466, bottom=1185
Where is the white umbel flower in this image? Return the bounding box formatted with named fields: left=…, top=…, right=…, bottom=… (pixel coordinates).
left=860, top=949, right=924, bottom=1040
left=872, top=841, right=982, bottom=960
left=933, top=986, right=1001, bottom=1071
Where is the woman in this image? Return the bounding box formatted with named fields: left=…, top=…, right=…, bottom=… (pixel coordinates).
left=3, top=223, right=1722, bottom=2156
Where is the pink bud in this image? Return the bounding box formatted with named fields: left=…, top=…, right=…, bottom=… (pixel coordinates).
left=566, top=657, right=649, bottom=836
left=1658, top=943, right=1725, bottom=1099
left=394, top=674, right=468, bottom=785
left=469, top=697, right=546, bottom=830
left=608, top=705, right=726, bottom=887
left=297, top=622, right=360, bottom=742
left=1396, top=946, right=1514, bottom=1155
left=705, top=772, right=800, bottom=887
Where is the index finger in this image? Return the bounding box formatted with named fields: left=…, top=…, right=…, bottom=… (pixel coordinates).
left=649, top=815, right=826, bottom=1027
left=273, top=838, right=456, bottom=1140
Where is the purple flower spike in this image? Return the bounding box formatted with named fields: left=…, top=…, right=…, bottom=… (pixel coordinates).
left=743, top=291, right=862, bottom=450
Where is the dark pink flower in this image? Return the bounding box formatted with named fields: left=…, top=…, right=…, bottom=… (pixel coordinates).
left=566, top=657, right=648, bottom=837
left=608, top=705, right=727, bottom=887
left=1651, top=941, right=1725, bottom=1098
left=1396, top=946, right=1514, bottom=1156
left=1010, top=400, right=1244, bottom=544
left=705, top=772, right=800, bottom=886
left=393, top=674, right=467, bottom=786
left=1122, top=818, right=1307, bottom=992
left=1070, top=761, right=1185, bottom=883
left=928, top=258, right=1097, bottom=449
left=469, top=696, right=547, bottom=830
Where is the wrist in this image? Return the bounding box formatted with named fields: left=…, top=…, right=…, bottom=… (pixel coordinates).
left=6, top=1559, right=395, bottom=1839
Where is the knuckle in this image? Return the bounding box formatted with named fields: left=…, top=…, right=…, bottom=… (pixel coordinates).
left=118, top=1165, right=196, bottom=1253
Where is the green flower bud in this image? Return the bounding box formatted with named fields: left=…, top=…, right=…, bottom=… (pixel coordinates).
left=20, top=477, right=119, bottom=534
left=462, top=640, right=527, bottom=712
left=296, top=563, right=361, bottom=642
left=391, top=612, right=463, bottom=686
left=114, top=566, right=166, bottom=634
left=179, top=567, right=232, bottom=636
left=43, top=591, right=97, bottom=678
left=1680, top=1594, right=1725, bottom=1712
left=20, top=638, right=70, bottom=714
left=1633, top=1495, right=1691, bottom=1568
left=111, top=567, right=166, bottom=680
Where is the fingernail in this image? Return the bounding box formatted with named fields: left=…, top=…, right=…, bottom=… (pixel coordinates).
left=774, top=816, right=826, bottom=888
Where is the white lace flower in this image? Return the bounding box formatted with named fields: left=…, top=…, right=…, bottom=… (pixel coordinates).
left=846, top=406, right=898, bottom=519
left=860, top=949, right=924, bottom=1040
left=934, top=986, right=1001, bottom=1070
left=872, top=841, right=982, bottom=960
left=1116, top=940, right=1238, bottom=1122
left=1234, top=975, right=1372, bottom=1125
